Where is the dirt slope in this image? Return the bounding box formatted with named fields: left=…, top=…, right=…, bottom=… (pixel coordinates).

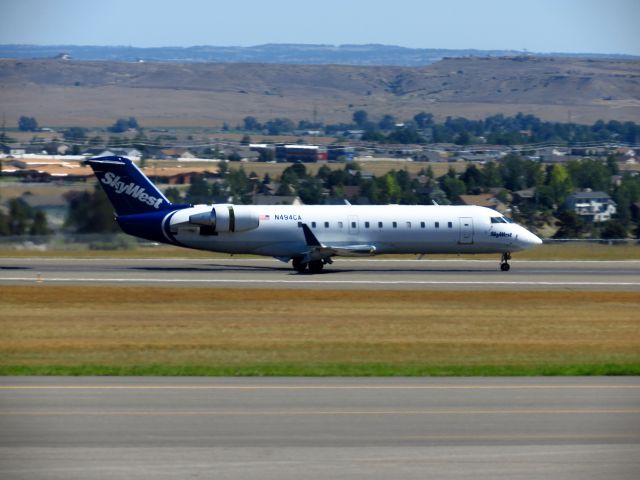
left=1, top=56, right=638, bottom=126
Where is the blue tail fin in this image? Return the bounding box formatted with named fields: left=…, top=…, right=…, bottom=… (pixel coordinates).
left=84, top=156, right=173, bottom=216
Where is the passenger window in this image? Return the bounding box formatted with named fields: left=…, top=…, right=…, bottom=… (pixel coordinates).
left=378, top=221, right=383, bottom=228
left=365, top=221, right=370, bottom=228
left=351, top=222, right=356, bottom=229
left=435, top=222, right=439, bottom=228
left=338, top=221, right=343, bottom=228
left=448, top=222, right=453, bottom=228
left=420, top=221, right=425, bottom=228
left=406, top=222, right=411, bottom=228
left=392, top=222, right=397, bottom=228
left=311, top=222, right=316, bottom=228
left=324, top=222, right=329, bottom=228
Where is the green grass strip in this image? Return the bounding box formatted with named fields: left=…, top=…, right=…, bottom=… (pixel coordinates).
left=2, top=363, right=639, bottom=377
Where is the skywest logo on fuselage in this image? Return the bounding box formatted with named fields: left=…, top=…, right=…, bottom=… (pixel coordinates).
left=490, top=231, right=513, bottom=238
left=101, top=172, right=163, bottom=209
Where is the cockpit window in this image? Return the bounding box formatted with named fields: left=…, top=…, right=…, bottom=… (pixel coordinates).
left=491, top=217, right=508, bottom=224
left=504, top=217, right=514, bottom=223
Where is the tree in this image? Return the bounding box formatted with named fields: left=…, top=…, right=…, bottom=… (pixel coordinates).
left=378, top=114, right=397, bottom=130
left=265, top=118, right=294, bottom=135
left=226, top=168, right=254, bottom=204
left=240, top=134, right=252, bottom=145
left=600, top=221, right=627, bottom=239
left=413, top=112, right=434, bottom=129
left=297, top=177, right=323, bottom=204
left=361, top=129, right=386, bottom=142
left=499, top=154, right=527, bottom=191
left=386, top=127, right=424, bottom=144
left=243, top=116, right=262, bottom=131
left=352, top=110, right=368, bottom=128
left=63, top=127, right=87, bottom=142
left=184, top=176, right=211, bottom=204
left=64, top=187, right=119, bottom=233
left=553, top=210, right=585, bottom=238
left=109, top=117, right=139, bottom=133
left=18, top=116, right=38, bottom=132
left=7, top=198, right=34, bottom=235
left=163, top=187, right=182, bottom=203
left=440, top=175, right=467, bottom=203
left=29, top=211, right=49, bottom=235
left=566, top=159, right=611, bottom=192
left=0, top=210, right=9, bottom=235
left=546, top=164, right=573, bottom=207
left=460, top=164, right=484, bottom=194
left=454, top=131, right=472, bottom=145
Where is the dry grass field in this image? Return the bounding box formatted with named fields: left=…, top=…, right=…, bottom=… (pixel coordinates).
left=1, top=286, right=638, bottom=376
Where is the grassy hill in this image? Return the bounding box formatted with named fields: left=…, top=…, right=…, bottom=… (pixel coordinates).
left=1, top=56, right=638, bottom=127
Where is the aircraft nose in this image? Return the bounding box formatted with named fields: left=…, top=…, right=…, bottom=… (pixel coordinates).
left=519, top=228, right=543, bottom=247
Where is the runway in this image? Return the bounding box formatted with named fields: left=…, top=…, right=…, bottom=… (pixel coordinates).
left=1, top=377, right=638, bottom=480
left=1, top=257, right=640, bottom=290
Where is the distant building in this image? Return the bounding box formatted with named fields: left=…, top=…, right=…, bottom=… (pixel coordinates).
left=94, top=149, right=142, bottom=161
left=327, top=145, right=355, bottom=162
left=9, top=148, right=26, bottom=157
left=565, top=191, right=616, bottom=222
left=274, top=144, right=328, bottom=163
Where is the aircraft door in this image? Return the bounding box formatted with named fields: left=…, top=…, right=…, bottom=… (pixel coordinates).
left=459, top=217, right=473, bottom=244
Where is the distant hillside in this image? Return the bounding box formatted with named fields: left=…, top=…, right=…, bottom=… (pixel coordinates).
left=1, top=44, right=638, bottom=67
left=0, top=56, right=638, bottom=127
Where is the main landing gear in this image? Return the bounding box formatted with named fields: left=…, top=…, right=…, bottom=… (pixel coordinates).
left=292, top=258, right=326, bottom=274
left=500, top=252, right=511, bottom=272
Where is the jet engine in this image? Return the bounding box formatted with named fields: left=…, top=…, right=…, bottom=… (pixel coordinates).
left=169, top=204, right=259, bottom=233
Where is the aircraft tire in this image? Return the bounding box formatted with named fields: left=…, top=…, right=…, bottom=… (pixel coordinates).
left=308, top=260, right=324, bottom=274
left=292, top=258, right=307, bottom=272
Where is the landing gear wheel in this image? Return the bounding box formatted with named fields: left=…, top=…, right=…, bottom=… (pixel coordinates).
left=308, top=260, right=324, bottom=274
left=500, top=252, right=511, bottom=272
left=292, top=258, right=307, bottom=272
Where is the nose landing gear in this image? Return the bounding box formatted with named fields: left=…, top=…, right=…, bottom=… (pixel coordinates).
left=500, top=252, right=511, bottom=271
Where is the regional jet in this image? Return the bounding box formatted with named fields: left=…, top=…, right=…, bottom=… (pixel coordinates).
left=85, top=156, right=542, bottom=273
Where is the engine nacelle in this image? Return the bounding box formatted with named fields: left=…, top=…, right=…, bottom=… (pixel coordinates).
left=170, top=204, right=259, bottom=233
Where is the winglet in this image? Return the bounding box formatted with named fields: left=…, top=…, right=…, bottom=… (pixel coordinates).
left=301, top=223, right=322, bottom=247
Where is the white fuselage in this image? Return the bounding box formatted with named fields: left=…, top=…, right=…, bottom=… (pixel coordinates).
left=163, top=204, right=542, bottom=258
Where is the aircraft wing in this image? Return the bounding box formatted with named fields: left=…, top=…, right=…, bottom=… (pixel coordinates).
left=299, top=224, right=376, bottom=263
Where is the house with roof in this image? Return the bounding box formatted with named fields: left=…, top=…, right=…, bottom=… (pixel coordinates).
left=565, top=190, right=616, bottom=223
left=458, top=193, right=509, bottom=215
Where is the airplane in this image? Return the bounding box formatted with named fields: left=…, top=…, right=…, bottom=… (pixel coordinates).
left=84, top=155, right=542, bottom=273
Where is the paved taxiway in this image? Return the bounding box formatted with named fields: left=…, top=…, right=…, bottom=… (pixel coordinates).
left=1, top=257, right=639, bottom=290
left=1, top=377, right=638, bottom=480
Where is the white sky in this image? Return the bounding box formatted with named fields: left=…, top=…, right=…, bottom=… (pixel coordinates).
left=1, top=0, right=639, bottom=55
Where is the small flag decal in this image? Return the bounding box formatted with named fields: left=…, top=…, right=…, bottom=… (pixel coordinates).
left=259, top=214, right=270, bottom=221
